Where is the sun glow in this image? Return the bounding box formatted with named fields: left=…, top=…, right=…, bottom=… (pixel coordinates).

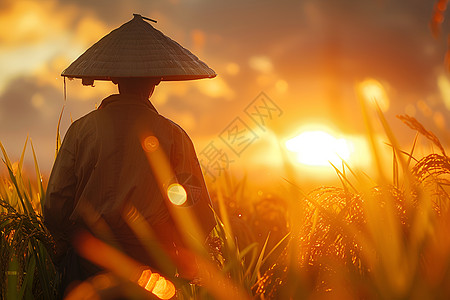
left=285, top=130, right=352, bottom=166
left=358, top=78, right=390, bottom=112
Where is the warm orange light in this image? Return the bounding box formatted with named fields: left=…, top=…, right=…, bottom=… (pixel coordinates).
left=226, top=62, right=240, bottom=75
left=152, top=276, right=176, bottom=299
left=138, top=269, right=175, bottom=299
left=167, top=183, right=187, bottom=205
left=145, top=273, right=160, bottom=292
left=358, top=78, right=390, bottom=112
left=138, top=269, right=152, bottom=287
left=249, top=55, right=273, bottom=73
left=194, top=77, right=234, bottom=99
left=275, top=79, right=288, bottom=93
left=90, top=273, right=114, bottom=291
left=64, top=281, right=99, bottom=300
left=438, top=73, right=450, bottom=110
left=285, top=130, right=352, bottom=166
left=74, top=233, right=176, bottom=299
left=143, top=136, right=159, bottom=152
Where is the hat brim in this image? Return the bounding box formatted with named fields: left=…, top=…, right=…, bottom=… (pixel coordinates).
left=62, top=14, right=216, bottom=83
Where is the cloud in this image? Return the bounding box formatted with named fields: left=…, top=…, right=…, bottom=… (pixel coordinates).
left=0, top=76, right=64, bottom=172
left=0, top=0, right=112, bottom=96
left=1, top=0, right=449, bottom=174
left=249, top=56, right=273, bottom=73
left=0, top=76, right=61, bottom=132
left=0, top=0, right=70, bottom=93
left=0, top=0, right=70, bottom=47
left=192, top=77, right=235, bottom=100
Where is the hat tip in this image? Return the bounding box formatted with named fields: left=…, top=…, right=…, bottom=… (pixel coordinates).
left=133, top=13, right=157, bottom=23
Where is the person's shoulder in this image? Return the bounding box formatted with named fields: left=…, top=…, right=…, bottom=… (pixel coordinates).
left=161, top=116, right=192, bottom=139
left=70, top=110, right=98, bottom=128
left=63, top=108, right=101, bottom=140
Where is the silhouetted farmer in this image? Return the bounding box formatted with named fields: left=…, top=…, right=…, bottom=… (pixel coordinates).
left=44, top=14, right=216, bottom=297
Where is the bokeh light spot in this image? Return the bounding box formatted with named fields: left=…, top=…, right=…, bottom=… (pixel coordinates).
left=276, top=79, right=288, bottom=93
left=145, top=273, right=159, bottom=292
left=143, top=136, right=159, bottom=153
left=152, top=276, right=176, bottom=299
left=167, top=183, right=187, bottom=205
left=138, top=269, right=175, bottom=299
left=359, top=78, right=390, bottom=112
left=91, top=273, right=114, bottom=291
left=438, top=73, right=450, bottom=110
left=405, top=104, right=416, bottom=116
left=226, top=62, right=240, bottom=75
left=31, top=93, right=44, bottom=108
left=434, top=111, right=446, bottom=130
left=138, top=269, right=152, bottom=288
left=417, top=100, right=433, bottom=117
left=249, top=55, right=273, bottom=73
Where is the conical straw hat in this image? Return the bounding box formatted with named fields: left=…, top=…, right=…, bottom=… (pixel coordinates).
left=62, top=14, right=216, bottom=84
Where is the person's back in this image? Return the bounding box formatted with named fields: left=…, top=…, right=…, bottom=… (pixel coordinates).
left=45, top=84, right=215, bottom=296
left=61, top=94, right=174, bottom=231
left=44, top=14, right=217, bottom=296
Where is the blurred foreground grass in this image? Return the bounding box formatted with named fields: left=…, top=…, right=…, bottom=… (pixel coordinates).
left=1, top=112, right=450, bottom=299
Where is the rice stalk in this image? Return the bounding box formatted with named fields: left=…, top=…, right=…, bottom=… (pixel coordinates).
left=0, top=141, right=58, bottom=299
left=255, top=108, right=450, bottom=299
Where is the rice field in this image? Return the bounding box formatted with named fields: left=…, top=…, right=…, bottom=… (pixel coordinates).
left=1, top=111, right=450, bottom=299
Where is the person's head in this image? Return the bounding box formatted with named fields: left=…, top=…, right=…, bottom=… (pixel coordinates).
left=113, top=77, right=162, bottom=99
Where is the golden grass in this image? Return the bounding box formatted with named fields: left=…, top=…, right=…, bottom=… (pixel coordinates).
left=2, top=113, right=450, bottom=299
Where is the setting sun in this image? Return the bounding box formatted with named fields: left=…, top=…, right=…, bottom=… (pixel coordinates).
left=285, top=130, right=352, bottom=166
left=1, top=1, right=449, bottom=299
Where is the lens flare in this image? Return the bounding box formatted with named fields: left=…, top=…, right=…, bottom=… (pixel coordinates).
left=167, top=183, right=187, bottom=205
left=145, top=273, right=159, bottom=292
left=138, top=269, right=175, bottom=299
left=143, top=136, right=159, bottom=152
left=64, top=281, right=99, bottom=300
left=152, top=276, right=176, bottom=299
left=285, top=130, right=351, bottom=166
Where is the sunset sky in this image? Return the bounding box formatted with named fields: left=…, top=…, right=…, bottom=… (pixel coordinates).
left=0, top=0, right=449, bottom=184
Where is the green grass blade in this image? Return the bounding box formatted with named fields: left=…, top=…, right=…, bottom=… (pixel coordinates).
left=238, top=242, right=258, bottom=280
left=329, top=161, right=358, bottom=193
left=250, top=233, right=270, bottom=284
left=34, top=242, right=56, bottom=299
left=0, top=141, right=30, bottom=215
left=358, top=93, right=385, bottom=181
left=18, top=249, right=36, bottom=300
left=13, top=139, right=33, bottom=213
left=261, top=231, right=290, bottom=267
left=3, top=163, right=28, bottom=215
left=0, top=141, right=14, bottom=171
left=30, top=139, right=45, bottom=211
left=6, top=254, right=19, bottom=300
left=282, top=177, right=334, bottom=222
left=393, top=147, right=399, bottom=188
left=375, top=104, right=407, bottom=173
left=406, top=133, right=419, bottom=168
left=17, top=136, right=28, bottom=175
left=56, top=104, right=65, bottom=158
